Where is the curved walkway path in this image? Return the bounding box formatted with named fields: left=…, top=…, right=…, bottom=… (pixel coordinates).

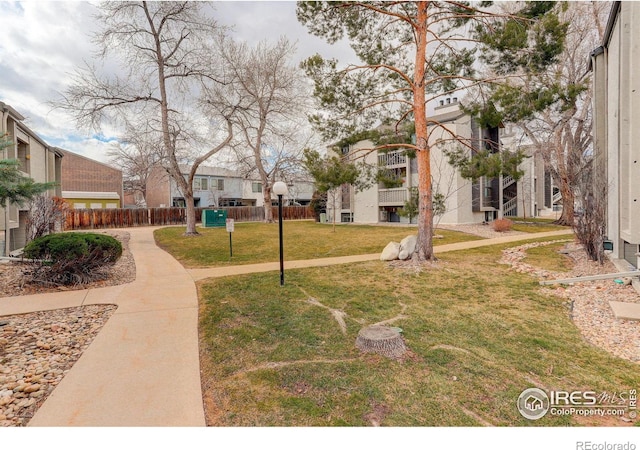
left=0, top=227, right=204, bottom=426
left=0, top=227, right=572, bottom=426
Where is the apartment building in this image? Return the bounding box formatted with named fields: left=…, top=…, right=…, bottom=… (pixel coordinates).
left=329, top=100, right=554, bottom=225
left=144, top=164, right=314, bottom=208
left=591, top=1, right=640, bottom=268
left=0, top=102, right=62, bottom=256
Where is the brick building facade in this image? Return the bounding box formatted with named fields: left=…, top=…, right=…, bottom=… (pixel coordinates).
left=59, top=149, right=123, bottom=208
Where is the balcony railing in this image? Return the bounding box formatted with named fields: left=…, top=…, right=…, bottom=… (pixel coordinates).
left=503, top=175, right=515, bottom=189
left=503, top=196, right=518, bottom=217
left=378, top=151, right=407, bottom=167
left=553, top=192, right=562, bottom=204
left=379, top=187, right=408, bottom=205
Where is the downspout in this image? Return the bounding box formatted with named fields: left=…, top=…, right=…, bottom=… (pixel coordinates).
left=1, top=104, right=8, bottom=158
left=1, top=104, right=10, bottom=257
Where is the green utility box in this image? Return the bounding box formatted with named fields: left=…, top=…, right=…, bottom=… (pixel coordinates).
left=202, top=209, right=228, bottom=227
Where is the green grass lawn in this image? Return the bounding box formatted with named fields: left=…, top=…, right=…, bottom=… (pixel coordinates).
left=154, top=221, right=482, bottom=268
left=524, top=242, right=574, bottom=272
left=198, top=236, right=638, bottom=426
left=510, top=217, right=570, bottom=233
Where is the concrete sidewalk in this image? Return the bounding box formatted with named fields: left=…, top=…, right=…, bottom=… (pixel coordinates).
left=0, top=227, right=205, bottom=426
left=0, top=227, right=573, bottom=427
left=188, top=229, right=574, bottom=281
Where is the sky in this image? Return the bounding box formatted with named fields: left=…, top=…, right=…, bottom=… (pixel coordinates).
left=0, top=1, right=356, bottom=165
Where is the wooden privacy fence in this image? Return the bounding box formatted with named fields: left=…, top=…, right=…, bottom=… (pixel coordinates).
left=64, top=206, right=314, bottom=230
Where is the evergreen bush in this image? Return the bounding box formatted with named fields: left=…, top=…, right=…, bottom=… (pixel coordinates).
left=23, top=232, right=122, bottom=285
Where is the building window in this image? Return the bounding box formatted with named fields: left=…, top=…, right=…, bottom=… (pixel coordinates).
left=220, top=199, right=241, bottom=207
left=193, top=177, right=208, bottom=191
left=252, top=182, right=262, bottom=193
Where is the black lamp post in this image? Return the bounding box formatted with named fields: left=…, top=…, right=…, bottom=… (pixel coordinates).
left=273, top=181, right=288, bottom=286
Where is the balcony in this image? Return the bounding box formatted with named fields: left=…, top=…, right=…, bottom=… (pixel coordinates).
left=503, top=196, right=518, bottom=217
left=379, top=187, right=408, bottom=206
left=378, top=150, right=407, bottom=168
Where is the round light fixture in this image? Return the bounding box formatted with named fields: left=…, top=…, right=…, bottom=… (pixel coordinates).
left=272, top=181, right=288, bottom=196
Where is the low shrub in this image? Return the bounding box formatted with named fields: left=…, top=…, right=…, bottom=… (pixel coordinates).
left=23, top=232, right=122, bottom=286
left=492, top=218, right=514, bottom=232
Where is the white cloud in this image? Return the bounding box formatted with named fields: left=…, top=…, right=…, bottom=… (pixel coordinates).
left=214, top=1, right=356, bottom=64
left=0, top=1, right=355, bottom=164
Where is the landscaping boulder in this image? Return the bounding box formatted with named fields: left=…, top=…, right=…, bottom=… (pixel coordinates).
left=380, top=241, right=401, bottom=261
left=398, top=234, right=417, bottom=260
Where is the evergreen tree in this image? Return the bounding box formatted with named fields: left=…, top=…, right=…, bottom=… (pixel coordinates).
left=302, top=148, right=367, bottom=231
left=467, top=2, right=606, bottom=227
left=297, top=1, right=565, bottom=260
left=0, top=135, right=55, bottom=207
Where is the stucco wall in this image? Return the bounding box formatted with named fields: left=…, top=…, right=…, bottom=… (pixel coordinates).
left=350, top=140, right=380, bottom=223
left=594, top=2, right=640, bottom=263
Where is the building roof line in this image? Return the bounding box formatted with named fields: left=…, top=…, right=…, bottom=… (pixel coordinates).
left=587, top=1, right=620, bottom=73
left=603, top=1, right=621, bottom=48
left=55, top=147, right=120, bottom=172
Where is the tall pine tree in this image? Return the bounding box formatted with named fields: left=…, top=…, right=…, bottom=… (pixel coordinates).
left=297, top=1, right=565, bottom=261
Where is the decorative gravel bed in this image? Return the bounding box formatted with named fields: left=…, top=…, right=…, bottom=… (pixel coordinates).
left=438, top=222, right=527, bottom=239
left=0, top=230, right=135, bottom=427
left=500, top=240, right=640, bottom=363
left=0, top=304, right=117, bottom=426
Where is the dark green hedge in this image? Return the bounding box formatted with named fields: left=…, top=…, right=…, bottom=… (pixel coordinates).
left=23, top=232, right=122, bottom=285
left=24, top=232, right=122, bottom=262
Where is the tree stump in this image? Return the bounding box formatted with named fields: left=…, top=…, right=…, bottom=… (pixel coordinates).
left=355, top=325, right=406, bottom=359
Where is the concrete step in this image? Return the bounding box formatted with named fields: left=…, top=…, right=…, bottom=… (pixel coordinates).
left=609, top=301, right=640, bottom=321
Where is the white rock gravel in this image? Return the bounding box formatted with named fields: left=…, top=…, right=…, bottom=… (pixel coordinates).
left=500, top=240, right=640, bottom=363
left=0, top=230, right=134, bottom=427
left=0, top=305, right=117, bottom=426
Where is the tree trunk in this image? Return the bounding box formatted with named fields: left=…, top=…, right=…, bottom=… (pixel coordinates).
left=413, top=2, right=434, bottom=261
left=185, top=198, right=198, bottom=235
left=263, top=185, right=274, bottom=223
left=415, top=147, right=434, bottom=261
left=555, top=182, right=575, bottom=226
left=330, top=190, right=338, bottom=232
left=183, top=182, right=199, bottom=235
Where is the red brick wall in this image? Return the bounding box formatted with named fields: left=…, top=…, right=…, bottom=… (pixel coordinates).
left=60, top=150, right=123, bottom=203
left=144, top=165, right=171, bottom=207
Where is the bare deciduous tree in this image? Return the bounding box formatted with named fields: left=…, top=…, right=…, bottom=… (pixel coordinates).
left=212, top=37, right=312, bottom=222
left=108, top=122, right=164, bottom=207
left=56, top=1, right=235, bottom=235
left=518, top=2, right=609, bottom=226
left=26, top=195, right=69, bottom=242
left=476, top=1, right=610, bottom=226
